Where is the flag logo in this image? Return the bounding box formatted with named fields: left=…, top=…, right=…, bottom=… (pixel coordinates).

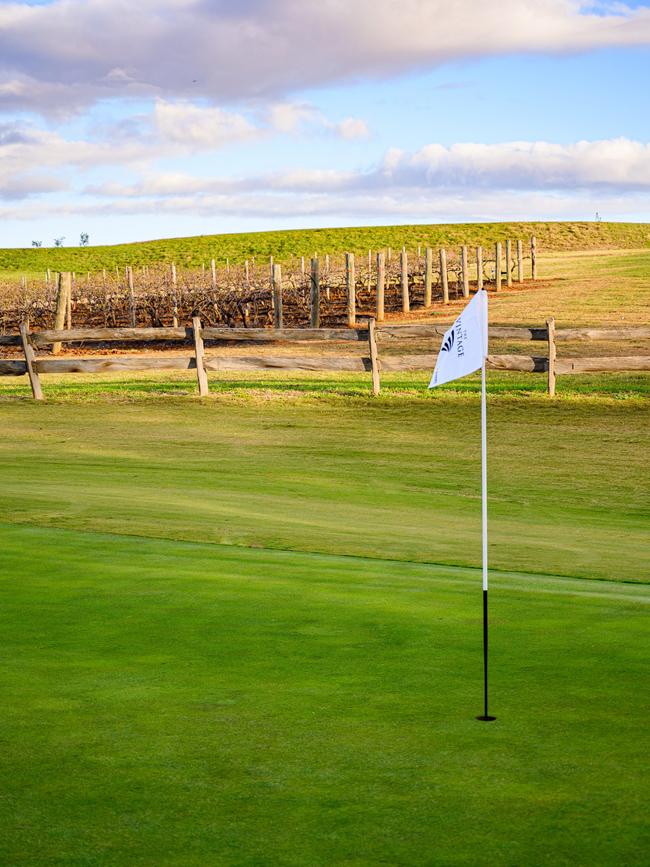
left=441, top=331, right=455, bottom=353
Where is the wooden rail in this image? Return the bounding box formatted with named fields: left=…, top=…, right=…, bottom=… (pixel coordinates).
left=1, top=320, right=648, bottom=400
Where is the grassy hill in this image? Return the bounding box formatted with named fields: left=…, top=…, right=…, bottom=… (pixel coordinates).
left=3, top=221, right=650, bottom=275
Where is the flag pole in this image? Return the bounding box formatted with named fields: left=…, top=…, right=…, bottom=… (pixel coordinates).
left=477, top=343, right=496, bottom=721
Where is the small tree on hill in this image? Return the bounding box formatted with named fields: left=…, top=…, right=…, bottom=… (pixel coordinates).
left=54, top=237, right=65, bottom=247
left=79, top=232, right=89, bottom=246
left=31, top=240, right=42, bottom=247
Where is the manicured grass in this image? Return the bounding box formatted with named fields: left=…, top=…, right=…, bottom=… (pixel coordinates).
left=1, top=371, right=648, bottom=864
left=1, top=522, right=648, bottom=866
left=487, top=248, right=650, bottom=326
left=1, top=375, right=648, bottom=584
left=2, top=220, right=649, bottom=274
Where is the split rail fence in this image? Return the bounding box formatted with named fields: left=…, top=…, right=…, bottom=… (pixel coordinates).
left=2, top=319, right=649, bottom=400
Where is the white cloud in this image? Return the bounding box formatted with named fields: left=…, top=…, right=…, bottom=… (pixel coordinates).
left=3, top=188, right=649, bottom=225
left=267, top=102, right=370, bottom=139
left=268, top=102, right=320, bottom=134
left=153, top=99, right=258, bottom=147
left=1, top=1, right=649, bottom=114
left=397, top=139, right=650, bottom=190
left=335, top=118, right=370, bottom=140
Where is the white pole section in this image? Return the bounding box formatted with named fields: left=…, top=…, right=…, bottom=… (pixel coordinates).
left=481, top=360, right=488, bottom=592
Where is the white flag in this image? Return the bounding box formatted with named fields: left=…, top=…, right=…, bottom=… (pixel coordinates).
left=428, top=290, right=488, bottom=388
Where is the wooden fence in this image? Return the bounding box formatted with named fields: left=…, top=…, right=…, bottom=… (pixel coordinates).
left=2, top=319, right=649, bottom=400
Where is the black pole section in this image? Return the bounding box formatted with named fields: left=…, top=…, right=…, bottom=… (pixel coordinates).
left=477, top=589, right=496, bottom=721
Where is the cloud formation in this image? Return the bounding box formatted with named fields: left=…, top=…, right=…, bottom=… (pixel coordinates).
left=1, top=0, right=649, bottom=113
left=82, top=138, right=650, bottom=200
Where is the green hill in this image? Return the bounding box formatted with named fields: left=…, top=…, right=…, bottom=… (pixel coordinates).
left=2, top=221, right=650, bottom=276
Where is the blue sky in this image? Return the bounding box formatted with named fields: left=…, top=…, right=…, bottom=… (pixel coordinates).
left=1, top=0, right=650, bottom=247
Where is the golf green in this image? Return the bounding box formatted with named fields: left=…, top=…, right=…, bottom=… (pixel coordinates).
left=1, top=523, right=648, bottom=865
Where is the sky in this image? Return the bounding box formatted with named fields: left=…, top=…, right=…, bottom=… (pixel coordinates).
left=1, top=0, right=650, bottom=247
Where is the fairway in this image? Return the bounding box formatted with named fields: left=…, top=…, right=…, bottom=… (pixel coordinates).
left=1, top=523, right=648, bottom=866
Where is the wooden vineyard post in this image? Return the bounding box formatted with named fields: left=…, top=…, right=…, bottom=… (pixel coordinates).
left=310, top=257, right=320, bottom=328
left=127, top=265, right=136, bottom=327
left=192, top=317, right=209, bottom=397
left=424, top=246, right=433, bottom=307
left=324, top=254, right=330, bottom=301
left=440, top=248, right=449, bottom=304
left=66, top=278, right=72, bottom=329
left=346, top=253, right=356, bottom=327
left=505, top=240, right=513, bottom=288
left=476, top=246, right=483, bottom=291
left=367, top=249, right=372, bottom=291
left=400, top=248, right=410, bottom=313
left=547, top=316, right=556, bottom=397
left=461, top=245, right=469, bottom=298
left=210, top=259, right=217, bottom=290
left=244, top=260, right=250, bottom=286
left=531, top=236, right=537, bottom=280
left=272, top=263, right=283, bottom=328
left=367, top=317, right=381, bottom=396
left=376, top=251, right=385, bottom=322
left=52, top=272, right=71, bottom=354
left=171, top=263, right=178, bottom=327
left=516, top=240, right=523, bottom=283
left=495, top=243, right=502, bottom=292
left=19, top=321, right=43, bottom=400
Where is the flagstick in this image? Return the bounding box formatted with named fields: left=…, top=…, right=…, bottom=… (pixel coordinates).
left=477, top=360, right=496, bottom=721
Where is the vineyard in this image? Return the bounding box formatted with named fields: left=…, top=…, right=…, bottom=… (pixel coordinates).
left=0, top=240, right=534, bottom=332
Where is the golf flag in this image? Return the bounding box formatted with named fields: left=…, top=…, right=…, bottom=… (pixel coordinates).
left=428, top=290, right=488, bottom=388
left=427, top=289, right=496, bottom=721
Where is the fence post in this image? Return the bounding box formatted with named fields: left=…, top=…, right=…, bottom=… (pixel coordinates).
left=476, top=246, right=483, bottom=291
left=19, top=321, right=43, bottom=400
left=424, top=247, right=433, bottom=307
left=376, top=251, right=385, bottom=322
left=440, top=248, right=449, bottom=304
left=192, top=316, right=209, bottom=397
left=516, top=240, right=523, bottom=283
left=401, top=248, right=410, bottom=313
left=310, top=257, right=320, bottom=327
left=52, top=272, right=71, bottom=354
left=531, top=236, right=537, bottom=280
left=505, top=240, right=513, bottom=288
left=171, top=263, right=178, bottom=327
left=244, top=259, right=250, bottom=286
left=367, top=317, right=381, bottom=396
left=461, top=245, right=469, bottom=298
left=210, top=259, right=217, bottom=289
left=272, top=263, right=283, bottom=328
left=66, top=277, right=72, bottom=329
left=127, top=265, right=136, bottom=327
left=346, top=253, right=356, bottom=327
left=495, top=243, right=502, bottom=292
left=547, top=316, right=556, bottom=397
